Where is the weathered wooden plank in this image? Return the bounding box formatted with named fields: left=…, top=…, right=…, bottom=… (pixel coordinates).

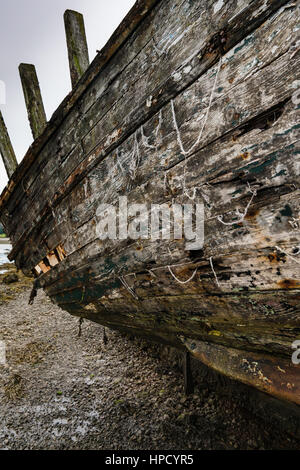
left=10, top=37, right=298, bottom=263
left=4, top=0, right=217, bottom=218
left=19, top=64, right=47, bottom=140
left=47, top=284, right=299, bottom=357
left=15, top=81, right=299, bottom=273
left=181, top=338, right=300, bottom=405
left=0, top=0, right=171, bottom=215
left=1, top=0, right=299, bottom=407
left=1, top=0, right=290, bottom=250
left=17, top=34, right=299, bottom=271
left=0, top=0, right=161, bottom=207
left=0, top=110, right=18, bottom=178
left=64, top=10, right=90, bottom=88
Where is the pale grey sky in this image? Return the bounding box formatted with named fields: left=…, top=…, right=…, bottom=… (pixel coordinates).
left=0, top=0, right=136, bottom=193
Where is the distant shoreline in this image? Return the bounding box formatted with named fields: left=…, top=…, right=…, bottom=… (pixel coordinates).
left=0, top=238, right=10, bottom=244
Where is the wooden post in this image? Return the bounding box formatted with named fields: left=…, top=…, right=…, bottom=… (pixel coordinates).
left=19, top=64, right=47, bottom=141
left=64, top=10, right=90, bottom=88
left=0, top=110, right=18, bottom=178
left=183, top=351, right=194, bottom=395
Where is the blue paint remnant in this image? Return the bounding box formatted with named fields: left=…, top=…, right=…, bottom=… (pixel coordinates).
left=274, top=124, right=300, bottom=137
left=237, top=152, right=278, bottom=175
left=280, top=205, right=293, bottom=217
left=234, top=36, right=255, bottom=55
left=271, top=169, right=287, bottom=178
left=231, top=188, right=243, bottom=196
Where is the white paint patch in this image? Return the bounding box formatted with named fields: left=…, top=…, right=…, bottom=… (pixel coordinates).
left=146, top=96, right=153, bottom=108
left=213, top=0, right=224, bottom=14
left=183, top=65, right=192, bottom=74
left=292, top=80, right=300, bottom=89
left=173, top=72, right=182, bottom=82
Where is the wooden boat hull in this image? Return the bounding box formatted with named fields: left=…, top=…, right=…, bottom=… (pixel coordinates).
left=0, top=0, right=299, bottom=404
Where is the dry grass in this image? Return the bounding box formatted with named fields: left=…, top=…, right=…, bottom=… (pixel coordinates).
left=4, top=373, right=25, bottom=401
left=0, top=263, right=33, bottom=305
left=8, top=341, right=53, bottom=366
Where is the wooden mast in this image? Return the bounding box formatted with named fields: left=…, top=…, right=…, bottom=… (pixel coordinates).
left=0, top=110, right=17, bottom=178
left=19, top=64, right=47, bottom=140
left=64, top=10, right=90, bottom=88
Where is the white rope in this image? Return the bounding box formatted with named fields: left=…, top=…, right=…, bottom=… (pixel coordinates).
left=148, top=269, right=158, bottom=278
left=119, top=275, right=139, bottom=299
left=152, top=37, right=169, bottom=56
left=116, top=149, right=125, bottom=174
left=209, top=257, right=221, bottom=288
left=171, top=56, right=222, bottom=157
left=155, top=109, right=163, bottom=141
left=128, top=131, right=141, bottom=180
left=275, top=246, right=300, bottom=265
left=168, top=265, right=198, bottom=284
left=217, top=183, right=257, bottom=226
left=141, top=109, right=163, bottom=150
left=171, top=56, right=222, bottom=199
left=184, top=187, right=198, bottom=201
left=141, top=126, right=156, bottom=149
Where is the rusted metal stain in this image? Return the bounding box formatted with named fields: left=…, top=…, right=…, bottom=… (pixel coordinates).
left=181, top=338, right=300, bottom=405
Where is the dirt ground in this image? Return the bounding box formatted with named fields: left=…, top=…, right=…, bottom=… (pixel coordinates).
left=0, top=263, right=299, bottom=450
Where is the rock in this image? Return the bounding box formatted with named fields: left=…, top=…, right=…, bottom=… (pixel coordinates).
left=2, top=273, right=19, bottom=284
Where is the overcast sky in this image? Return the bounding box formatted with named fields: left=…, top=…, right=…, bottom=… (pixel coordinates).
left=0, top=0, right=136, bottom=193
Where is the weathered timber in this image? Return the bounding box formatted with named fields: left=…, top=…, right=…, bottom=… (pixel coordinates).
left=64, top=10, right=90, bottom=88
left=181, top=338, right=300, bottom=405
left=0, top=110, right=17, bottom=178
left=3, top=0, right=291, bottom=244
left=12, top=25, right=300, bottom=270
left=0, top=0, right=160, bottom=212
left=0, top=0, right=299, bottom=406
left=19, top=64, right=47, bottom=140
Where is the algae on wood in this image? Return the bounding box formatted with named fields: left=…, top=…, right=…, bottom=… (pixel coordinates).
left=64, top=10, right=90, bottom=88
left=0, top=110, right=17, bottom=178
left=19, top=64, right=47, bottom=140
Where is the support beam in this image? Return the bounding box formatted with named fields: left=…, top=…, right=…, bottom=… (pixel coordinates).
left=19, top=64, right=47, bottom=141
left=0, top=110, right=17, bottom=178
left=183, top=351, right=194, bottom=395
left=64, top=10, right=90, bottom=89
left=180, top=337, right=300, bottom=405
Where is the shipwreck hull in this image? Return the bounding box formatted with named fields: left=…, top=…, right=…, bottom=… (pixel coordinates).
left=0, top=0, right=299, bottom=404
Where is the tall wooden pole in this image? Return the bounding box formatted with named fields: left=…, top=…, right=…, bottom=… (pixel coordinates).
left=64, top=10, right=90, bottom=88
left=19, top=64, right=47, bottom=140
left=0, top=110, right=17, bottom=178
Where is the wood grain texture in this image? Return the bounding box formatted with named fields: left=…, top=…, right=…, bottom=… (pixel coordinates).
left=0, top=110, right=17, bottom=178
left=181, top=338, right=300, bottom=404
left=0, top=0, right=299, bottom=402
left=19, top=64, right=47, bottom=140
left=64, top=10, right=90, bottom=88
left=4, top=0, right=291, bottom=250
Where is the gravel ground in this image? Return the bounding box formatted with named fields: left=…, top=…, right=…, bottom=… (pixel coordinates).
left=0, top=266, right=299, bottom=450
